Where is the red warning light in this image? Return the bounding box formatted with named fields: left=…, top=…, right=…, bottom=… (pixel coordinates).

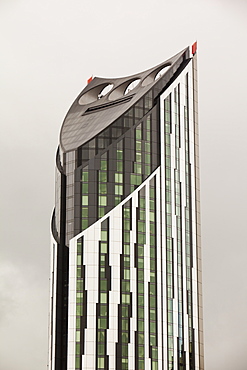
left=192, top=41, right=197, bottom=55
left=87, top=76, right=93, bottom=84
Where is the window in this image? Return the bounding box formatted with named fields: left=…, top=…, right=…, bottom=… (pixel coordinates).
left=100, top=305, right=107, bottom=316
left=98, top=318, right=107, bottom=329
left=100, top=293, right=107, bottom=303
left=100, top=280, right=107, bottom=291
left=98, top=343, right=104, bottom=355
left=82, top=196, right=88, bottom=206
left=101, top=230, right=107, bottom=241
left=98, top=357, right=104, bottom=368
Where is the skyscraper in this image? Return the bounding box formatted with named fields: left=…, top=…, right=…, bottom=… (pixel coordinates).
left=49, top=44, right=204, bottom=370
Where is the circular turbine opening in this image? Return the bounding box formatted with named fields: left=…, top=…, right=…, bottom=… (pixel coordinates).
left=154, top=65, right=170, bottom=80
left=78, top=83, right=113, bottom=105
left=124, top=79, right=140, bottom=95
left=98, top=84, right=114, bottom=99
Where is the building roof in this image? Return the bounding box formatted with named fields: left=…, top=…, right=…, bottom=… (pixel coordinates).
left=60, top=47, right=190, bottom=152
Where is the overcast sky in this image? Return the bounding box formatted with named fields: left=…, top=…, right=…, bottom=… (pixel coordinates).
left=1, top=0, right=247, bottom=369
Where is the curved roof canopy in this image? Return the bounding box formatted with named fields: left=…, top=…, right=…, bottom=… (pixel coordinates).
left=60, top=47, right=190, bottom=152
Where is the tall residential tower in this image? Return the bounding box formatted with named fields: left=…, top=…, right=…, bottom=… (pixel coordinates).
left=49, top=44, right=204, bottom=370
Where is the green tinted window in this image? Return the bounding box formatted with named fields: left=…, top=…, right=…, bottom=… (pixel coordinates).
left=82, top=196, right=88, bottom=205
left=100, top=160, right=107, bottom=170
left=98, top=357, right=104, bottom=368
left=82, top=183, right=88, bottom=193
left=100, top=305, right=107, bottom=316
left=98, top=343, right=104, bottom=355
left=100, top=280, right=107, bottom=291
left=124, top=269, right=130, bottom=279
left=82, top=171, right=88, bottom=182
left=117, top=161, right=123, bottom=171
left=98, top=318, right=107, bottom=329
left=100, top=293, right=107, bottom=303
left=98, top=331, right=105, bottom=342
left=99, top=172, right=107, bottom=182
left=115, top=173, right=123, bottom=182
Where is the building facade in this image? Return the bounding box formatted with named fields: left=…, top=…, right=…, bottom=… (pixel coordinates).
left=49, top=44, right=204, bottom=370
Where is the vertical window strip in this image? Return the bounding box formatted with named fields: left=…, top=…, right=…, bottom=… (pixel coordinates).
left=174, top=86, right=180, bottom=171
left=131, top=123, right=143, bottom=192
left=96, top=219, right=110, bottom=369
left=116, top=200, right=132, bottom=370
left=135, top=187, right=146, bottom=370
left=174, top=85, right=185, bottom=369
left=134, top=98, right=144, bottom=122
left=144, top=115, right=152, bottom=177
left=98, top=153, right=108, bottom=218
left=164, top=94, right=172, bottom=134
left=178, top=84, right=181, bottom=148
left=149, top=177, right=158, bottom=369
left=81, top=167, right=89, bottom=231
left=115, top=140, right=124, bottom=206
left=164, top=94, right=174, bottom=370
left=131, top=114, right=153, bottom=193
left=144, top=90, right=153, bottom=113
left=65, top=150, right=76, bottom=244
left=184, top=73, right=194, bottom=369
left=75, top=237, right=87, bottom=369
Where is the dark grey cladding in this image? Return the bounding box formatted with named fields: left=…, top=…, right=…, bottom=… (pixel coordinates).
left=60, top=47, right=190, bottom=152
